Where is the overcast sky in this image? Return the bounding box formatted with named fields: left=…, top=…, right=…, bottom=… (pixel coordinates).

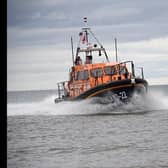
left=7, top=0, right=168, bottom=91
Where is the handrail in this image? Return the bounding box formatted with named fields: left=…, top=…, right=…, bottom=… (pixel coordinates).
left=57, top=81, right=69, bottom=99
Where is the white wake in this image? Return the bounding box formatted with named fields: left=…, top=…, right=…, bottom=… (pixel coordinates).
left=7, top=90, right=168, bottom=116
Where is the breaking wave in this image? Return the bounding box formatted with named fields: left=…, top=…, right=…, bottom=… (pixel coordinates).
left=7, top=89, right=168, bottom=116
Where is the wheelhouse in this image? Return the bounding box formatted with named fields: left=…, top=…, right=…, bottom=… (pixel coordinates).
left=66, top=61, right=136, bottom=98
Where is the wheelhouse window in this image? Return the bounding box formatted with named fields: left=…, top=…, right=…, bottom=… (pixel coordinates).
left=75, top=70, right=89, bottom=80
left=84, top=70, right=89, bottom=80
left=119, top=65, right=128, bottom=75
left=91, top=68, right=103, bottom=78
left=104, top=66, right=117, bottom=75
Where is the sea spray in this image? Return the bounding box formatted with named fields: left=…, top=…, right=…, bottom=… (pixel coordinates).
left=7, top=88, right=168, bottom=116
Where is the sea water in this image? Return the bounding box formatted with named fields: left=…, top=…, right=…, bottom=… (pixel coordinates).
left=7, top=85, right=168, bottom=168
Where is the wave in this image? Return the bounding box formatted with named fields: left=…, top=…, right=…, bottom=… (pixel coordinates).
left=7, top=90, right=168, bottom=116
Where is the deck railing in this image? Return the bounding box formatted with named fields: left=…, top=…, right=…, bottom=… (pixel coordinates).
left=119, top=61, right=144, bottom=79
left=57, top=81, right=68, bottom=99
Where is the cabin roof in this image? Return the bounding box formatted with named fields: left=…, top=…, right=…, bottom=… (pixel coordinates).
left=72, top=62, right=120, bottom=71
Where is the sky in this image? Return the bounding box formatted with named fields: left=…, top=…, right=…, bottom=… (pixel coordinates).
left=7, top=0, right=168, bottom=91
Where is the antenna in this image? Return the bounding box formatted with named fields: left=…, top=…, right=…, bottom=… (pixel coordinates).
left=114, top=38, right=118, bottom=62
left=71, top=37, right=74, bottom=66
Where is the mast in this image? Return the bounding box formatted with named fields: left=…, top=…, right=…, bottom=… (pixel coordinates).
left=114, top=38, right=118, bottom=62
left=83, top=17, right=89, bottom=44
left=75, top=17, right=110, bottom=64
left=71, top=37, right=75, bottom=66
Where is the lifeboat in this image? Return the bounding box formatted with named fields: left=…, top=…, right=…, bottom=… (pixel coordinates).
left=55, top=18, right=148, bottom=103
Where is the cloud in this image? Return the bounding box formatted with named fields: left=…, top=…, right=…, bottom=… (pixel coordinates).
left=116, top=36, right=168, bottom=61
left=7, top=0, right=168, bottom=90
left=8, top=0, right=168, bottom=27
left=7, top=36, right=168, bottom=90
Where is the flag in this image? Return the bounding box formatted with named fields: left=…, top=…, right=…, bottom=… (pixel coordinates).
left=82, top=33, right=86, bottom=44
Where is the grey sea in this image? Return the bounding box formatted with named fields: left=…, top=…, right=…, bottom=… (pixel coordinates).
left=7, top=85, right=168, bottom=168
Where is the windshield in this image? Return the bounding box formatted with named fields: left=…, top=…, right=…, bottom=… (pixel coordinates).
left=75, top=70, right=89, bottom=80
left=91, top=68, right=103, bottom=78
left=104, top=66, right=117, bottom=75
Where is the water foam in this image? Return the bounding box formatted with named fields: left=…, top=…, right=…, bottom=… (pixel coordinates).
left=7, top=90, right=168, bottom=116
